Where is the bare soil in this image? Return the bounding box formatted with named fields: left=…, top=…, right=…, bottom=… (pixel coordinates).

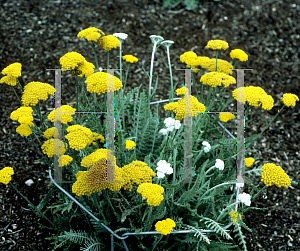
left=1, top=0, right=300, bottom=250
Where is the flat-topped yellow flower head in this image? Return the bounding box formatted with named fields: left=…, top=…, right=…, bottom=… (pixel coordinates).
left=205, top=40, right=229, bottom=50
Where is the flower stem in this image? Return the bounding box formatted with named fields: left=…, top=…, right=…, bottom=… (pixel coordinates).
left=119, top=42, right=123, bottom=83
left=11, top=85, right=22, bottom=106
left=10, top=182, right=55, bottom=226
left=107, top=50, right=110, bottom=70
left=215, top=50, right=219, bottom=71
left=148, top=43, right=157, bottom=103
left=17, top=78, right=23, bottom=95
left=233, top=59, right=238, bottom=69
left=166, top=47, right=174, bottom=103
left=92, top=41, right=99, bottom=71
left=122, top=63, right=131, bottom=97
left=36, top=101, right=46, bottom=132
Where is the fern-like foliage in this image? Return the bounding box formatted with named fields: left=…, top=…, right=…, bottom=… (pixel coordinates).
left=51, top=229, right=104, bottom=251
left=233, top=223, right=247, bottom=251
left=199, top=217, right=232, bottom=240
left=182, top=224, right=211, bottom=244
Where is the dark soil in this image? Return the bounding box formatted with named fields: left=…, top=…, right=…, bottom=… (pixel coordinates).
left=1, top=0, right=300, bottom=250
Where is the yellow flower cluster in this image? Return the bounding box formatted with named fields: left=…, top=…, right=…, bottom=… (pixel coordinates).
left=72, top=164, right=125, bottom=196
left=85, top=72, right=123, bottom=95
left=230, top=49, right=248, bottom=62
left=10, top=106, right=34, bottom=124
left=164, top=95, right=206, bottom=121
left=88, top=132, right=105, bottom=146
left=77, top=27, right=105, bottom=41
left=43, top=127, right=59, bottom=139
left=58, top=155, right=73, bottom=167
left=126, top=140, right=136, bottom=149
left=175, top=87, right=189, bottom=96
left=121, top=160, right=156, bottom=191
left=205, top=40, right=229, bottom=50
left=0, top=62, right=22, bottom=86
left=97, top=35, right=120, bottom=51
left=219, top=112, right=235, bottom=122
left=232, top=86, right=274, bottom=110
left=41, top=138, right=67, bottom=158
left=60, top=51, right=95, bottom=77
left=65, top=125, right=93, bottom=150
left=201, top=58, right=233, bottom=75
left=0, top=167, right=14, bottom=185
left=47, top=105, right=76, bottom=124
left=179, top=51, right=210, bottom=73
left=85, top=158, right=125, bottom=192
left=21, top=81, right=55, bottom=107
left=229, top=210, right=241, bottom=224
left=261, top=163, right=291, bottom=188
left=245, top=157, right=255, bottom=167
left=81, top=149, right=117, bottom=168
left=123, top=55, right=138, bottom=63
left=155, top=218, right=176, bottom=235
left=280, top=93, right=299, bottom=107
left=137, top=183, right=164, bottom=206
left=10, top=106, right=35, bottom=137
left=200, top=72, right=236, bottom=88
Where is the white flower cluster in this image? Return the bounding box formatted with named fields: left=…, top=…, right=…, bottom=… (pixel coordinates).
left=213, top=159, right=224, bottom=171
left=202, top=141, right=211, bottom=153
left=238, top=192, right=251, bottom=206
left=113, top=33, right=128, bottom=41
left=156, top=160, right=173, bottom=179
left=159, top=117, right=181, bottom=135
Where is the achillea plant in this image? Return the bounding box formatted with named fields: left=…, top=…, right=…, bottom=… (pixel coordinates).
left=1, top=31, right=299, bottom=251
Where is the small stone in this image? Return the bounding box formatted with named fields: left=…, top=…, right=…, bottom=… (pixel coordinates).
left=25, top=179, right=34, bottom=186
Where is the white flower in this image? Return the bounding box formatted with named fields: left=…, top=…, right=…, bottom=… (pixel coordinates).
left=202, top=141, right=211, bottom=153
left=159, top=128, right=169, bottom=135
left=113, top=33, right=128, bottom=41
left=238, top=192, right=251, bottom=206
left=161, top=40, right=174, bottom=48
left=150, top=35, right=164, bottom=45
left=156, top=160, right=173, bottom=179
left=164, top=117, right=175, bottom=128
left=214, top=159, right=224, bottom=171
left=163, top=117, right=181, bottom=132
left=157, top=171, right=166, bottom=178
left=174, top=120, right=181, bottom=129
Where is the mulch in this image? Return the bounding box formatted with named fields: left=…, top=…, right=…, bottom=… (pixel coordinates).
left=0, top=0, right=300, bottom=250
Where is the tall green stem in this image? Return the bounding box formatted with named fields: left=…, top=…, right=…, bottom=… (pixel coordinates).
left=215, top=50, right=219, bottom=71
left=92, top=41, right=99, bottom=71
left=166, top=47, right=174, bottom=103
left=107, top=50, right=110, bottom=70
left=36, top=101, right=46, bottom=132
left=119, top=42, right=123, bottom=83
left=11, top=85, right=22, bottom=106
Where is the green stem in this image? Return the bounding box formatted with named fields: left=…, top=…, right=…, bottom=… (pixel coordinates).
left=16, top=78, right=23, bottom=95
left=251, top=185, right=268, bottom=201
left=122, top=63, right=131, bottom=97
left=215, top=50, right=219, bottom=71
left=258, top=105, right=285, bottom=136
left=166, top=47, right=174, bottom=103
left=107, top=50, right=110, bottom=70
left=119, top=42, right=123, bottom=83
left=149, top=43, right=157, bottom=104
left=36, top=101, right=46, bottom=132
left=92, top=41, right=99, bottom=71
left=11, top=85, right=22, bottom=106
left=233, top=59, right=238, bottom=69
left=191, top=69, right=201, bottom=103
left=10, top=182, right=55, bottom=226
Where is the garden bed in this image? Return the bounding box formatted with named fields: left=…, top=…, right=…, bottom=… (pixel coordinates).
left=0, top=0, right=300, bottom=250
